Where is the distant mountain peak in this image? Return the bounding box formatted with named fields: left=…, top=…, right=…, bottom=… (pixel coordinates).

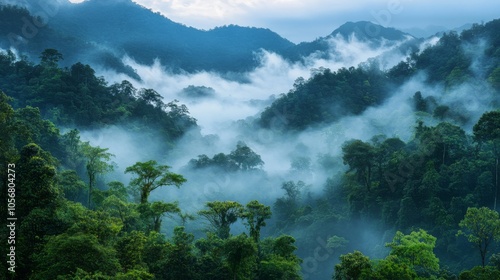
left=330, top=21, right=413, bottom=42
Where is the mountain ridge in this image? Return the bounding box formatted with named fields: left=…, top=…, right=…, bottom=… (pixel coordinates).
left=1, top=0, right=421, bottom=74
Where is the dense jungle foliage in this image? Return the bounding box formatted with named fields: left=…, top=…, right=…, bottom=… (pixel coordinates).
left=0, top=2, right=500, bottom=279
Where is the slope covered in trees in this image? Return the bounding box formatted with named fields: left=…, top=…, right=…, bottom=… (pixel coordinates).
left=259, top=19, right=500, bottom=131
left=1, top=3, right=500, bottom=278
left=0, top=48, right=197, bottom=144
left=0, top=1, right=419, bottom=74
left=0, top=89, right=302, bottom=279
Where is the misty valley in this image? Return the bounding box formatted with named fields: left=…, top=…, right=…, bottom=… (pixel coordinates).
left=1, top=1, right=500, bottom=280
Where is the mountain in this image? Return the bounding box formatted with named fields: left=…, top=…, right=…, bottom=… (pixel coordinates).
left=0, top=1, right=417, bottom=75
left=260, top=19, right=500, bottom=131
left=283, top=21, right=416, bottom=60
left=0, top=3, right=142, bottom=79
left=49, top=0, right=295, bottom=73
left=330, top=21, right=412, bottom=42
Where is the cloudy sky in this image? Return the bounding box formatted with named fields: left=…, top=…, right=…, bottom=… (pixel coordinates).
left=69, top=0, right=499, bottom=42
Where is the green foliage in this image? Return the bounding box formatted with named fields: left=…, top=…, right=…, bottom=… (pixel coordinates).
left=371, top=256, right=418, bottom=280
left=273, top=181, right=302, bottom=227
left=488, top=67, right=500, bottom=90
left=251, top=235, right=303, bottom=279
left=457, top=207, right=500, bottom=267
left=189, top=141, right=264, bottom=171
left=57, top=201, right=123, bottom=245
left=473, top=111, right=500, bottom=150
left=326, top=235, right=349, bottom=250
left=342, top=139, right=375, bottom=190
left=386, top=229, right=440, bottom=273
left=198, top=201, right=244, bottom=239
left=33, top=233, right=121, bottom=279
left=1, top=11, right=499, bottom=280
left=230, top=141, right=265, bottom=170
left=114, top=231, right=148, bottom=270
left=0, top=49, right=197, bottom=144
left=125, top=160, right=186, bottom=204
left=57, top=170, right=87, bottom=203
left=259, top=255, right=302, bottom=280
left=259, top=65, right=388, bottom=130
left=241, top=200, right=272, bottom=242
left=81, top=143, right=115, bottom=208
left=458, top=266, right=500, bottom=280
left=333, top=251, right=372, bottom=280
left=224, top=234, right=258, bottom=280
left=139, top=201, right=180, bottom=232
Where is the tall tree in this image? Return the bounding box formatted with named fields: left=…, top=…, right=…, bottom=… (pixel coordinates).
left=229, top=141, right=264, bottom=170
left=159, top=227, right=197, bottom=280
left=457, top=207, right=500, bottom=267
left=342, top=139, right=375, bottom=191
left=199, top=201, right=243, bottom=239
left=473, top=111, right=500, bottom=210
left=81, top=142, right=114, bottom=208
left=385, top=229, right=439, bottom=273
left=333, top=251, right=372, bottom=280
left=241, top=200, right=272, bottom=243
left=39, top=48, right=63, bottom=68
left=146, top=201, right=180, bottom=232
left=224, top=234, right=257, bottom=280
left=125, top=160, right=186, bottom=204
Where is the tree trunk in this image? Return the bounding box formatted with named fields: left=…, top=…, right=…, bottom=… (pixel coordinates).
left=141, top=188, right=149, bottom=204
left=481, top=246, right=486, bottom=268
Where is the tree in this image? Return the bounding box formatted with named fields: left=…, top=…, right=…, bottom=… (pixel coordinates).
left=342, top=139, right=375, bottom=190
left=229, top=141, right=264, bottom=170
left=457, top=207, right=500, bottom=267
left=488, top=67, right=500, bottom=90
left=60, top=129, right=83, bottom=169
left=199, top=201, right=243, bottom=239
left=241, top=200, right=272, bottom=243
left=473, top=111, right=500, bottom=210
left=81, top=142, right=115, bottom=208
left=224, top=234, right=257, bottom=280
left=125, top=160, right=186, bottom=204
left=39, top=48, right=63, bottom=68
left=114, top=230, right=147, bottom=270
left=385, top=229, right=439, bottom=273
left=158, top=227, right=197, bottom=280
left=434, top=122, right=467, bottom=165
left=458, top=266, right=500, bottom=280
left=58, top=201, right=123, bottom=245
left=101, top=195, right=139, bottom=231
left=17, top=143, right=59, bottom=214
left=147, top=201, right=180, bottom=232
left=333, top=251, right=372, bottom=280
left=33, top=233, right=121, bottom=279
left=259, top=255, right=302, bottom=280
left=138, top=88, right=165, bottom=109
left=273, top=181, right=305, bottom=229
left=259, top=235, right=302, bottom=280
left=371, top=255, right=416, bottom=280
left=56, top=169, right=87, bottom=202
left=327, top=236, right=349, bottom=250
left=0, top=91, right=15, bottom=167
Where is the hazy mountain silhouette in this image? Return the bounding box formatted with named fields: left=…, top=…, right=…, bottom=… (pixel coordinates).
left=0, top=0, right=416, bottom=75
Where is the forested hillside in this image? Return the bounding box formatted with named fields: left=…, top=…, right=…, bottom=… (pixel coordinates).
left=0, top=1, right=418, bottom=75
left=0, top=52, right=302, bottom=279
left=1, top=1, right=500, bottom=279
left=259, top=19, right=500, bottom=131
